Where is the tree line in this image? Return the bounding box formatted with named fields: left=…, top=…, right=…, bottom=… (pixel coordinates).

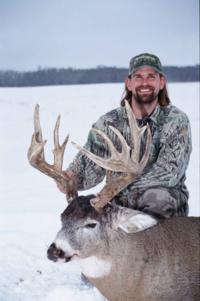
left=0, top=65, right=199, bottom=87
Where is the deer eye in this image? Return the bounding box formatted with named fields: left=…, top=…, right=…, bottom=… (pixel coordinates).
left=85, top=223, right=97, bottom=229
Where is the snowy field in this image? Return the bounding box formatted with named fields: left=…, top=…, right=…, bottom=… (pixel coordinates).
left=0, top=82, right=199, bottom=301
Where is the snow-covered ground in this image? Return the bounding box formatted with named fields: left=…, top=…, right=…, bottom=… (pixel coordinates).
left=0, top=82, right=199, bottom=301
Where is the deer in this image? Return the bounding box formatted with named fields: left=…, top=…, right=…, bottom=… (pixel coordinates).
left=28, top=102, right=200, bottom=301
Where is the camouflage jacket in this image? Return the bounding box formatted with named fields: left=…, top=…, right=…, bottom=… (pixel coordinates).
left=67, top=104, right=192, bottom=200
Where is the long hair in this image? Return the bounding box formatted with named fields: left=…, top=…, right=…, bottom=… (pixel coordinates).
left=120, top=75, right=171, bottom=107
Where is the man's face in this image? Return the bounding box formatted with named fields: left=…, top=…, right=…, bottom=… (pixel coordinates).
left=126, top=67, right=165, bottom=104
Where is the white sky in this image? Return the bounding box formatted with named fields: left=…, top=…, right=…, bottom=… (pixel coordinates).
left=0, top=0, right=199, bottom=70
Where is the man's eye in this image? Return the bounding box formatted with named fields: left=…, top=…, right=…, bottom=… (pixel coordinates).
left=85, top=223, right=97, bottom=229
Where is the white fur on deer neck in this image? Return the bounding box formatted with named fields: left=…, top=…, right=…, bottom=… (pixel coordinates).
left=55, top=235, right=111, bottom=278
left=77, top=256, right=111, bottom=279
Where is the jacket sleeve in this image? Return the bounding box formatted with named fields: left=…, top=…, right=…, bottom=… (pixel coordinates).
left=66, top=126, right=107, bottom=191
left=131, top=117, right=192, bottom=189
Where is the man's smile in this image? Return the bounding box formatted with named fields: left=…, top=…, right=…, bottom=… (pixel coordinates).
left=136, top=86, right=154, bottom=94
left=138, top=89, right=152, bottom=93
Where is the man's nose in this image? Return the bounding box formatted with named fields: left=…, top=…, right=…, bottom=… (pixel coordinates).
left=47, top=242, right=65, bottom=261
left=141, top=78, right=148, bottom=85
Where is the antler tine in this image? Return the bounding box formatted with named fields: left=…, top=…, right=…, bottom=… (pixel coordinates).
left=140, top=123, right=152, bottom=169
left=28, top=104, right=46, bottom=163
left=34, top=104, right=43, bottom=142
left=53, top=115, right=69, bottom=171
left=108, top=125, right=131, bottom=160
left=125, top=100, right=147, bottom=163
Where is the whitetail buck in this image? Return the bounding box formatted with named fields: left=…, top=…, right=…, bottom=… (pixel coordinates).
left=28, top=102, right=200, bottom=301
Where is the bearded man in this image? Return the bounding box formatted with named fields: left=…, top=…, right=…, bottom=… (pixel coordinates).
left=57, top=53, right=192, bottom=219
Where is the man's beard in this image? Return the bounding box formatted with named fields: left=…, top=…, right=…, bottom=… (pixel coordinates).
left=133, top=86, right=159, bottom=105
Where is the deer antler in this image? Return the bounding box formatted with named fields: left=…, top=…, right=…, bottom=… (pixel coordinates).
left=27, top=104, right=77, bottom=201
left=72, top=100, right=152, bottom=210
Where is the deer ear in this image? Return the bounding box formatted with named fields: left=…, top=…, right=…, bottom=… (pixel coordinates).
left=116, top=208, right=157, bottom=233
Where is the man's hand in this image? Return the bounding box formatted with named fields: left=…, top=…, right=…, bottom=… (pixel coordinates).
left=55, top=170, right=75, bottom=194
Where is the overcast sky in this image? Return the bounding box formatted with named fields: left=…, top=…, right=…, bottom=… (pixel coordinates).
left=0, top=0, right=199, bottom=70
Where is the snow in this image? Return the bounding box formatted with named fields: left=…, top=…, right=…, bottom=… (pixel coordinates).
left=0, top=82, right=199, bottom=301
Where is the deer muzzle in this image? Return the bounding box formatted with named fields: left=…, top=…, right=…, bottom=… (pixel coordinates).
left=47, top=243, right=72, bottom=262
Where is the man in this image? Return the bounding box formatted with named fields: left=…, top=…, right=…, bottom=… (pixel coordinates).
left=57, top=53, right=192, bottom=219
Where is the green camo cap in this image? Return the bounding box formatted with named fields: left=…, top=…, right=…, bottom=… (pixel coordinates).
left=129, top=53, right=164, bottom=76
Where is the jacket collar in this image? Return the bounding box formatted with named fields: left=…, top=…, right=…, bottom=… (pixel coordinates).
left=122, top=100, right=168, bottom=125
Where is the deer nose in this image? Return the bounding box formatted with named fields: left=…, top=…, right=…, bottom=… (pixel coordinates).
left=47, top=242, right=65, bottom=262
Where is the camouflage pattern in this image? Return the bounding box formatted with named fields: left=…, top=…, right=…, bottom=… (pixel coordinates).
left=122, top=187, right=189, bottom=218
left=67, top=103, right=192, bottom=215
